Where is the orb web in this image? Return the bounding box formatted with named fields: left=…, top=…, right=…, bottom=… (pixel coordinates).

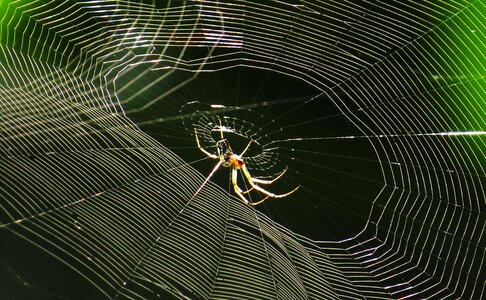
left=0, top=0, right=484, bottom=300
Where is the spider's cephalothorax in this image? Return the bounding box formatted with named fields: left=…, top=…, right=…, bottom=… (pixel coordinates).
left=194, top=127, right=299, bottom=205
left=216, top=139, right=231, bottom=156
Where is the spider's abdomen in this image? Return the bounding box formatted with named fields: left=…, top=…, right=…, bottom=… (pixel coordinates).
left=223, top=154, right=244, bottom=169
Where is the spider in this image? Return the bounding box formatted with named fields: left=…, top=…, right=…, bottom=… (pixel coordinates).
left=194, top=127, right=299, bottom=205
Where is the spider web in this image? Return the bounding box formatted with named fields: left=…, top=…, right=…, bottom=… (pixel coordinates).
left=0, top=0, right=484, bottom=299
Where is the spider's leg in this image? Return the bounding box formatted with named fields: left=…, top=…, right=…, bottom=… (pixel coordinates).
left=250, top=180, right=300, bottom=198
left=240, top=140, right=252, bottom=156
left=232, top=167, right=250, bottom=204
left=193, top=160, right=222, bottom=197
left=249, top=167, right=289, bottom=185
left=248, top=195, right=270, bottom=206
left=235, top=169, right=254, bottom=194
left=194, top=128, right=218, bottom=159
left=241, top=165, right=300, bottom=201
left=241, top=187, right=254, bottom=194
